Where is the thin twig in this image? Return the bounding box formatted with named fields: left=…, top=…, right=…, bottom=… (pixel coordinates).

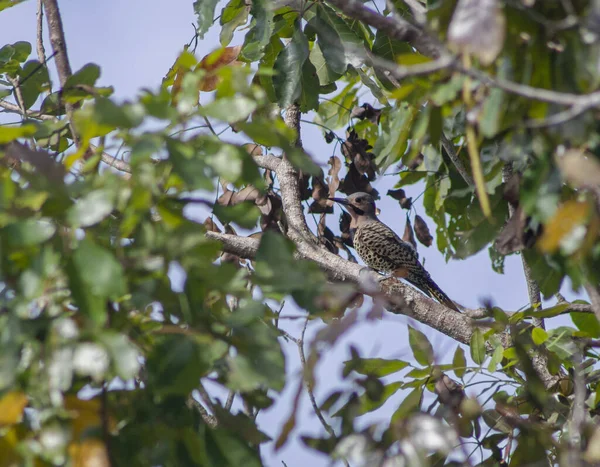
left=297, top=318, right=337, bottom=439
left=7, top=77, right=27, bottom=122
left=36, top=0, right=50, bottom=94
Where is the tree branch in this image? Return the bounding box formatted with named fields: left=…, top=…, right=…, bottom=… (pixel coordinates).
left=325, top=0, right=442, bottom=57
left=206, top=231, right=476, bottom=346
left=42, top=0, right=72, bottom=87
left=36, top=0, right=50, bottom=92
left=42, top=0, right=81, bottom=148
left=585, top=284, right=600, bottom=324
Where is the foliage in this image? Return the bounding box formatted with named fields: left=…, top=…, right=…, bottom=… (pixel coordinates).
left=1, top=0, right=600, bottom=466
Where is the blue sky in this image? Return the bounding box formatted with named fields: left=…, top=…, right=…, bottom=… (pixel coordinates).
left=1, top=1, right=588, bottom=466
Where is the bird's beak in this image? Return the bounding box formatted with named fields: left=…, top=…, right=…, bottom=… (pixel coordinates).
left=328, top=197, right=348, bottom=205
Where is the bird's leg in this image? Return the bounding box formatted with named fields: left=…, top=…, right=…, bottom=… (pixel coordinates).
left=376, top=268, right=411, bottom=282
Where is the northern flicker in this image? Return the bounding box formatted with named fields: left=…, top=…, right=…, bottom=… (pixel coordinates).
left=330, top=192, right=460, bottom=312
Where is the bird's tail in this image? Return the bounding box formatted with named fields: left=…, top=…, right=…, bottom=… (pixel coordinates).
left=408, top=272, right=461, bottom=312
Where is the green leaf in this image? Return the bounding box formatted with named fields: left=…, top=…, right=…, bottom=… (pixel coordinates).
left=194, top=0, right=220, bottom=38
left=202, top=96, right=257, bottom=123
left=299, top=57, right=319, bottom=112
left=470, top=329, right=486, bottom=365
left=371, top=29, right=412, bottom=90
left=571, top=312, right=600, bottom=338
left=241, top=0, right=274, bottom=61
left=6, top=41, right=31, bottom=63
left=67, top=189, right=114, bottom=227
left=71, top=238, right=126, bottom=298
left=0, top=1, right=25, bottom=13
left=453, top=346, right=466, bottom=378
left=0, top=124, right=37, bottom=143
left=408, top=326, right=434, bottom=366
left=358, top=381, right=402, bottom=415
left=206, top=427, right=262, bottom=467
left=479, top=87, right=505, bottom=138
left=273, top=23, right=309, bottom=108
left=64, top=63, right=101, bottom=90
left=308, top=5, right=363, bottom=76
left=509, top=434, right=551, bottom=466
left=391, top=387, right=423, bottom=421
left=344, top=358, right=409, bottom=377
left=487, top=345, right=503, bottom=372
left=147, top=335, right=225, bottom=396
left=220, top=0, right=250, bottom=46
left=374, top=103, right=417, bottom=172
left=18, top=60, right=50, bottom=109
left=531, top=327, right=549, bottom=346
left=3, top=219, right=55, bottom=247
left=166, top=138, right=213, bottom=191
left=93, top=97, right=143, bottom=128
left=213, top=202, right=260, bottom=229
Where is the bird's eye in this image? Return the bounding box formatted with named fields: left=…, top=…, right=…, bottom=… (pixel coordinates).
left=356, top=197, right=363, bottom=203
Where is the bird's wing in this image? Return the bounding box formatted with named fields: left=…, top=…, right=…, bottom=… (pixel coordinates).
left=368, top=221, right=420, bottom=268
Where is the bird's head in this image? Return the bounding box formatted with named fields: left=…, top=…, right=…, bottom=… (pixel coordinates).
left=329, top=192, right=377, bottom=220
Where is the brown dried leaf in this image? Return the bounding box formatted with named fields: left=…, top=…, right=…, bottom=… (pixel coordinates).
left=494, top=206, right=527, bottom=254
left=339, top=164, right=379, bottom=199
left=403, top=217, right=417, bottom=249
left=309, top=176, right=333, bottom=214
left=448, top=0, right=505, bottom=65
left=341, top=129, right=376, bottom=180
left=339, top=211, right=355, bottom=248
left=264, top=169, right=275, bottom=187
left=318, top=213, right=338, bottom=254
left=204, top=217, right=221, bottom=233
left=197, top=45, right=243, bottom=92
left=224, top=224, right=238, bottom=236
left=217, top=189, right=234, bottom=206
left=414, top=215, right=433, bottom=247
left=244, top=143, right=263, bottom=157
left=350, top=103, right=382, bottom=124
left=327, top=156, right=342, bottom=203
left=435, top=374, right=465, bottom=409
left=231, top=185, right=261, bottom=204
left=261, top=193, right=284, bottom=232
left=299, top=172, right=311, bottom=201
left=388, top=188, right=412, bottom=210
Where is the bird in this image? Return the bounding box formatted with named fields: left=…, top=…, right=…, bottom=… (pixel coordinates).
left=329, top=192, right=460, bottom=312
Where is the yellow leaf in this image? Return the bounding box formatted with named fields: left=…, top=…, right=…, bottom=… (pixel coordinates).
left=0, top=427, right=22, bottom=467
left=65, top=395, right=116, bottom=440
left=0, top=125, right=37, bottom=144
left=0, top=391, right=28, bottom=426
left=538, top=200, right=591, bottom=253
left=69, top=439, right=110, bottom=467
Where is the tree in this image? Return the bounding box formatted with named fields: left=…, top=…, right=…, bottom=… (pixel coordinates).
left=1, top=0, right=600, bottom=465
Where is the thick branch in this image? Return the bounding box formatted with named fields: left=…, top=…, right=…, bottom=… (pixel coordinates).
left=279, top=105, right=318, bottom=245
left=325, top=0, right=442, bottom=57
left=42, top=0, right=72, bottom=87
left=253, top=153, right=282, bottom=171
left=207, top=231, right=476, bottom=345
